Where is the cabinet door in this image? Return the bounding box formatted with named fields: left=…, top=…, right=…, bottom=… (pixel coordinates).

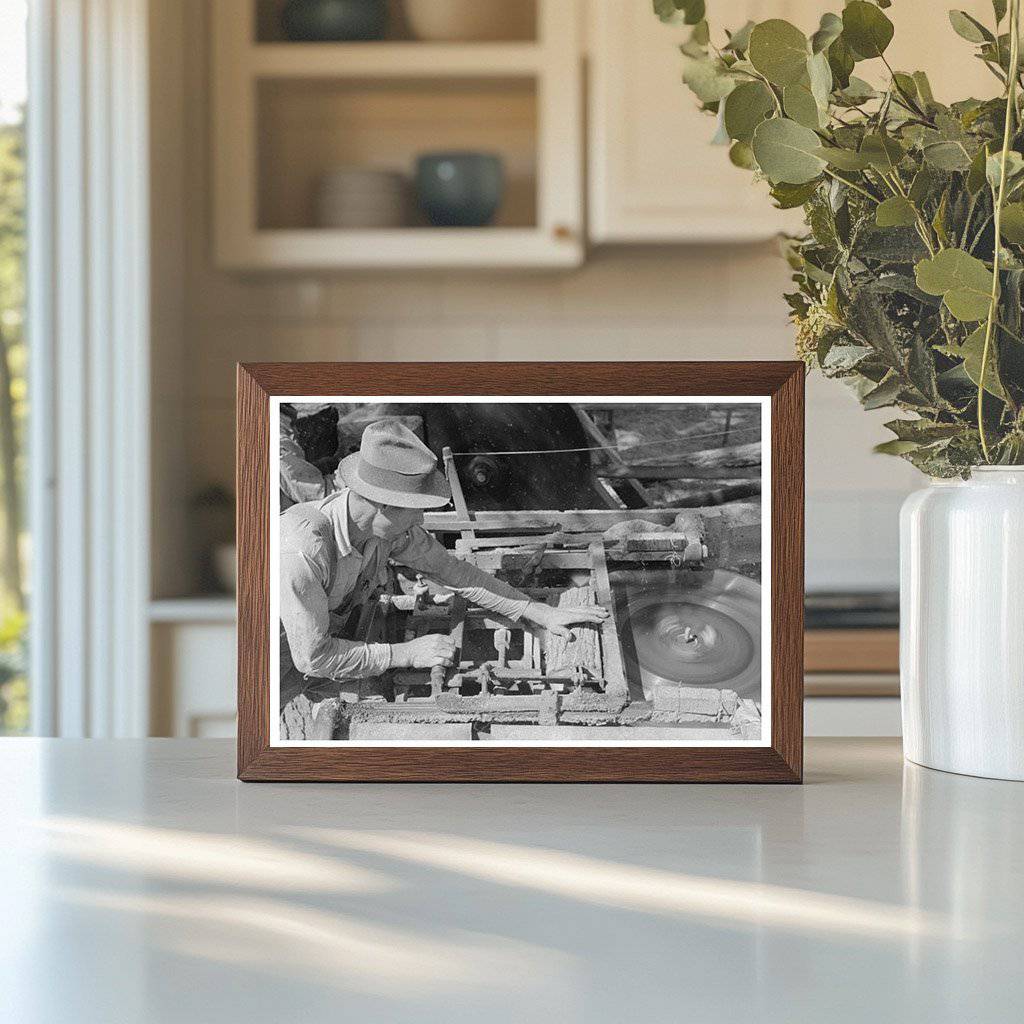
left=588, top=1, right=1002, bottom=245
left=589, top=1, right=814, bottom=243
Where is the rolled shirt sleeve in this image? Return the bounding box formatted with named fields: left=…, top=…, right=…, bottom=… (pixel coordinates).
left=391, top=526, right=532, bottom=621
left=279, top=514, right=391, bottom=681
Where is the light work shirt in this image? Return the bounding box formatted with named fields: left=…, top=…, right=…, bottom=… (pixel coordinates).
left=279, top=489, right=532, bottom=681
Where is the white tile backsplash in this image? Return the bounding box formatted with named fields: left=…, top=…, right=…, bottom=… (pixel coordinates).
left=182, top=249, right=915, bottom=593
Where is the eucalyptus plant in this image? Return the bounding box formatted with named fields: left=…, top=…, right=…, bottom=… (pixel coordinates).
left=658, top=0, right=1024, bottom=475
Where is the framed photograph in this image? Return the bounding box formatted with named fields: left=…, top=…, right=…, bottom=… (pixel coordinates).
left=237, top=362, right=804, bottom=782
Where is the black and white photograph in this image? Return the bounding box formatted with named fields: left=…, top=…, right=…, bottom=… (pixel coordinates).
left=272, top=397, right=769, bottom=745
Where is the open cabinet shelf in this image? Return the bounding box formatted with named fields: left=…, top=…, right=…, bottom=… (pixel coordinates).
left=212, top=0, right=582, bottom=269
left=248, top=41, right=546, bottom=77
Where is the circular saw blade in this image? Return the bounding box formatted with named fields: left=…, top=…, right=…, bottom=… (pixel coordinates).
left=620, top=570, right=762, bottom=699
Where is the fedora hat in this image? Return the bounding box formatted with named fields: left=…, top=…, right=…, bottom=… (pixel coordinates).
left=338, top=420, right=451, bottom=509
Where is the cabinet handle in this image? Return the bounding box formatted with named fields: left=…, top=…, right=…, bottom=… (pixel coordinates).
left=552, top=224, right=574, bottom=241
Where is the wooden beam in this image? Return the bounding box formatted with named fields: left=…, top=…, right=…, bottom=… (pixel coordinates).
left=442, top=445, right=475, bottom=544
left=572, top=404, right=650, bottom=508
left=588, top=541, right=630, bottom=700
left=598, top=464, right=761, bottom=481
left=628, top=440, right=761, bottom=473
left=425, top=503, right=761, bottom=535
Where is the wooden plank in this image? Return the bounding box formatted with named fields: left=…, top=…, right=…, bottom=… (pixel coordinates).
left=546, top=586, right=602, bottom=678
left=425, top=508, right=680, bottom=533
left=472, top=550, right=594, bottom=571
left=458, top=533, right=603, bottom=549
left=804, top=629, right=899, bottom=674
left=630, top=441, right=761, bottom=472
left=599, top=464, right=761, bottom=481
left=588, top=541, right=629, bottom=700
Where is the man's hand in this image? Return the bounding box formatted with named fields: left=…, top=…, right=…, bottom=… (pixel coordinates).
left=523, top=600, right=610, bottom=639
left=392, top=634, right=456, bottom=669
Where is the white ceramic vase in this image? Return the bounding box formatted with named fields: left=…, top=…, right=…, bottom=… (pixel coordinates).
left=900, top=467, right=1024, bottom=781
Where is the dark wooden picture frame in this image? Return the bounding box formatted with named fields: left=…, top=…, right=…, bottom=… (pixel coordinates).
left=237, top=362, right=804, bottom=782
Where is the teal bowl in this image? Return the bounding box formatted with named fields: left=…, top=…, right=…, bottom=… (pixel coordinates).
left=415, top=152, right=505, bottom=228
left=280, top=0, right=388, bottom=42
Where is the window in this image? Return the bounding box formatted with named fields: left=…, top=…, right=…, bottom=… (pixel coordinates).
left=0, top=0, right=28, bottom=734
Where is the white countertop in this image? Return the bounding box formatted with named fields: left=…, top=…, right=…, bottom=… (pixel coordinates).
left=1, top=738, right=1021, bottom=1023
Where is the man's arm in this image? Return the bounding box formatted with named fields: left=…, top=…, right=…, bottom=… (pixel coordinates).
left=280, top=550, right=392, bottom=679
left=391, top=526, right=532, bottom=620
left=391, top=527, right=610, bottom=636
left=281, top=546, right=459, bottom=678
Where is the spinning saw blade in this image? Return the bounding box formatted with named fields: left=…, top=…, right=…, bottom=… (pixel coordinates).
left=619, top=569, right=762, bottom=699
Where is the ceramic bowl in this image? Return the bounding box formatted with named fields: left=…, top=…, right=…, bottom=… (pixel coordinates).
left=403, top=0, right=534, bottom=42
left=280, top=0, right=388, bottom=42
left=314, top=167, right=409, bottom=228
left=414, top=152, right=504, bottom=228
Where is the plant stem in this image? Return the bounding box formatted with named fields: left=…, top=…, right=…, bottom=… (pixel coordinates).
left=880, top=54, right=930, bottom=120
left=979, top=0, right=1021, bottom=462
left=750, top=69, right=783, bottom=116
left=821, top=167, right=879, bottom=203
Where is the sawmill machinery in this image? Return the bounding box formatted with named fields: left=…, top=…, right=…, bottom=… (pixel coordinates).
left=280, top=445, right=764, bottom=743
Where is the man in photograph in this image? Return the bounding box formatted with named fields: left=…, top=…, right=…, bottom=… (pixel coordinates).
left=279, top=419, right=609, bottom=705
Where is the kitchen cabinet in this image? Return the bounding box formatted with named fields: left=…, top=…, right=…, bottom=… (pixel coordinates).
left=211, top=0, right=583, bottom=269
left=587, top=0, right=999, bottom=244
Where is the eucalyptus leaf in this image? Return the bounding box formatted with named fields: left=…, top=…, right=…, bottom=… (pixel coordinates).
left=909, top=165, right=937, bottom=205
left=752, top=117, right=827, bottom=184
left=875, top=196, right=918, bottom=228
left=986, top=150, right=1024, bottom=190
left=654, top=0, right=705, bottom=26
left=748, top=19, right=810, bottom=87
left=958, top=324, right=1007, bottom=398
left=807, top=51, right=833, bottom=111
left=682, top=55, right=737, bottom=103
left=862, top=374, right=902, bottom=409
left=711, top=105, right=731, bottom=145
left=860, top=133, right=905, bottom=172
left=690, top=19, right=710, bottom=46
left=836, top=76, right=877, bottom=104
left=822, top=342, right=874, bottom=373
left=948, top=10, right=993, bottom=44
left=783, top=83, right=823, bottom=129
left=770, top=179, right=821, bottom=209
left=967, top=143, right=993, bottom=193
left=915, top=249, right=994, bottom=321
left=723, top=81, right=775, bottom=143
left=874, top=438, right=921, bottom=455
left=729, top=140, right=758, bottom=170
left=810, top=12, right=843, bottom=54
left=827, top=35, right=855, bottom=89
left=932, top=190, right=951, bottom=246
left=923, top=140, right=973, bottom=171
left=724, top=20, right=755, bottom=53
left=999, top=202, right=1024, bottom=243
left=842, top=1, right=895, bottom=60
left=885, top=418, right=963, bottom=443
left=912, top=71, right=935, bottom=105
left=908, top=335, right=941, bottom=402
left=892, top=72, right=919, bottom=101
left=815, top=146, right=871, bottom=171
